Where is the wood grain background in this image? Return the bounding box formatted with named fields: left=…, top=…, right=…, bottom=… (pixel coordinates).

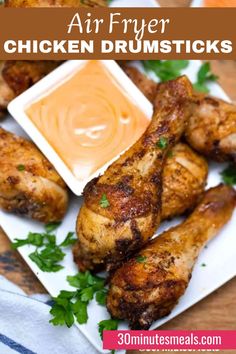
left=0, top=1, right=236, bottom=353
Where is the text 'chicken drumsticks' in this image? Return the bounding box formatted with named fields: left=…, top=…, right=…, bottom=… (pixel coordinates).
left=74, top=76, right=193, bottom=272
left=0, top=128, right=68, bottom=223
left=107, top=184, right=236, bottom=330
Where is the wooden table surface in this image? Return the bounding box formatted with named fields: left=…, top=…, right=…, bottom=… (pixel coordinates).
left=0, top=2, right=236, bottom=353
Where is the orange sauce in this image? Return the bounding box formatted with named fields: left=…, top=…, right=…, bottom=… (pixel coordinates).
left=204, top=0, right=236, bottom=6
left=26, top=61, right=150, bottom=181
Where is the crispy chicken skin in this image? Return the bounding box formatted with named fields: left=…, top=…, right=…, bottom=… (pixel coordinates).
left=185, top=94, right=236, bottom=162
left=0, top=60, right=60, bottom=115
left=162, top=143, right=208, bottom=220
left=122, top=65, right=158, bottom=103
left=74, top=76, right=193, bottom=272
left=107, top=185, right=236, bottom=329
left=5, top=0, right=107, bottom=7
left=0, top=128, right=68, bottom=223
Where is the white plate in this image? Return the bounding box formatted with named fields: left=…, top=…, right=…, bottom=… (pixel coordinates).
left=191, top=0, right=203, bottom=6
left=1, top=1, right=236, bottom=354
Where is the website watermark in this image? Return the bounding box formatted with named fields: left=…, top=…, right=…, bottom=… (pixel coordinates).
left=103, top=330, right=236, bottom=351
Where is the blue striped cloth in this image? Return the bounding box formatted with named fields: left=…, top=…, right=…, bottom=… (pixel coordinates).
left=0, top=276, right=98, bottom=354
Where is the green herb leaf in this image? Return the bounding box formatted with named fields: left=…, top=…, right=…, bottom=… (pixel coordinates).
left=73, top=300, right=88, bottom=324
left=167, top=150, right=174, bottom=158
left=49, top=291, right=77, bottom=328
left=45, top=222, right=61, bottom=233
left=221, top=164, right=236, bottom=186
left=193, top=82, right=209, bottom=93
left=99, top=194, right=110, bottom=208
left=67, top=271, right=90, bottom=289
left=156, top=137, right=168, bottom=150
left=60, top=232, right=77, bottom=247
left=57, top=290, right=77, bottom=299
left=136, top=255, right=147, bottom=263
left=49, top=305, right=69, bottom=326
left=194, top=62, right=218, bottom=93
left=12, top=224, right=75, bottom=273
left=67, top=271, right=105, bottom=290
left=96, top=288, right=108, bottom=306
left=98, top=319, right=119, bottom=339
left=201, top=263, right=207, bottom=267
left=143, top=60, right=189, bottom=82
left=11, top=239, right=28, bottom=249
left=50, top=271, right=107, bottom=328
left=29, top=248, right=65, bottom=273
left=80, top=287, right=95, bottom=302
left=45, top=233, right=56, bottom=246
left=12, top=232, right=45, bottom=249
left=17, top=164, right=25, bottom=171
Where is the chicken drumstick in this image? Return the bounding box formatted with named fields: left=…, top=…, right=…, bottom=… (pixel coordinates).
left=74, top=76, right=193, bottom=272
left=107, top=184, right=236, bottom=329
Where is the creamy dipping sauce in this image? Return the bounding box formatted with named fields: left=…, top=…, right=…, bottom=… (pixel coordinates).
left=26, top=61, right=150, bottom=181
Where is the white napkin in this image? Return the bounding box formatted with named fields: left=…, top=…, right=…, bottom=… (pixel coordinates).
left=0, top=276, right=99, bottom=354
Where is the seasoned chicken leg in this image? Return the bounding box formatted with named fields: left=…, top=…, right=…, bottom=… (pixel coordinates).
left=0, top=128, right=68, bottom=223
left=107, top=185, right=236, bottom=329
left=74, top=76, right=193, bottom=272
left=0, top=61, right=60, bottom=115
left=185, top=94, right=236, bottom=163
left=161, top=143, right=208, bottom=220
left=5, top=0, right=107, bottom=7
left=123, top=66, right=236, bottom=163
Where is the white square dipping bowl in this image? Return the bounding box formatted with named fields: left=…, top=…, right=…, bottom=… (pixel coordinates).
left=8, top=60, right=153, bottom=196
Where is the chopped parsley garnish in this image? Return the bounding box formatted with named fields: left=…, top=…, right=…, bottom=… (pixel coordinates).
left=193, top=62, right=218, bottom=93
left=100, top=194, right=110, bottom=208
left=136, top=255, right=147, bottom=263
left=98, top=319, right=119, bottom=339
left=95, top=288, right=108, bottom=306
left=59, top=232, right=77, bottom=247
left=50, top=271, right=107, bottom=327
left=167, top=150, right=174, bottom=158
left=12, top=224, right=76, bottom=273
left=17, top=164, right=25, bottom=171
left=29, top=247, right=64, bottom=273
left=201, top=263, right=207, bottom=267
left=156, top=137, right=168, bottom=149
left=45, top=222, right=61, bottom=233
left=221, top=164, right=236, bottom=186
left=143, top=60, right=189, bottom=82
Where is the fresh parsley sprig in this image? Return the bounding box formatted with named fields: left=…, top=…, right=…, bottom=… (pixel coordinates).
left=142, top=60, right=218, bottom=95
left=221, top=164, right=236, bottom=186
left=193, top=62, right=218, bottom=93
left=98, top=318, right=119, bottom=354
left=12, top=223, right=76, bottom=273
left=98, top=319, right=119, bottom=339
left=45, top=221, right=62, bottom=233
left=143, top=60, right=189, bottom=82
left=50, top=271, right=107, bottom=327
